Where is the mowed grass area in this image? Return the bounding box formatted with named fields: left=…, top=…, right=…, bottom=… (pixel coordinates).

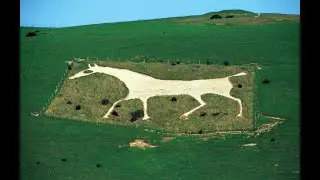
left=20, top=11, right=300, bottom=180
left=45, top=61, right=255, bottom=133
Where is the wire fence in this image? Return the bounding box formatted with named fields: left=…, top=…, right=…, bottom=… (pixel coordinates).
left=252, top=65, right=260, bottom=131
left=40, top=65, right=69, bottom=114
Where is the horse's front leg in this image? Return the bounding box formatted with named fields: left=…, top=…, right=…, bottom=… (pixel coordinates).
left=141, top=98, right=151, bottom=120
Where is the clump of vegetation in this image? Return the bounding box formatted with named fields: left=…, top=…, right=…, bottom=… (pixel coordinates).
left=61, top=158, right=67, bottom=162
left=262, top=79, right=271, bottom=84
left=238, top=84, right=243, bottom=88
left=210, top=14, right=222, bottom=19
left=206, top=59, right=211, bottom=65
left=198, top=129, right=204, bottom=134
left=75, top=105, right=81, bottom=110
left=115, top=104, right=121, bottom=108
left=101, top=98, right=109, bottom=105
left=212, top=112, right=221, bottom=116
left=111, top=110, right=119, bottom=116
left=67, top=100, right=72, bottom=105
left=226, top=15, right=234, bottom=18
left=130, top=110, right=144, bottom=122
left=25, top=30, right=42, bottom=37
left=25, top=32, right=37, bottom=37
left=171, top=63, right=176, bottom=66
left=171, top=97, right=177, bottom=102
left=96, top=164, right=102, bottom=168
left=223, top=61, right=230, bottom=66
left=84, top=70, right=93, bottom=73
left=200, top=112, right=207, bottom=117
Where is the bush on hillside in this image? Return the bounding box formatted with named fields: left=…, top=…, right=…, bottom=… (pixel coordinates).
left=223, top=61, right=230, bottom=66
left=130, top=110, right=144, bottom=122
left=262, top=79, right=271, bottom=84
left=226, top=15, right=234, bottom=18
left=26, top=32, right=37, bottom=37
left=200, top=112, right=207, bottom=117
left=111, top=110, right=119, bottom=116
left=212, top=112, right=220, bottom=116
left=210, top=14, right=222, bottom=19
left=75, top=105, right=81, bottom=110
left=101, top=98, right=109, bottom=105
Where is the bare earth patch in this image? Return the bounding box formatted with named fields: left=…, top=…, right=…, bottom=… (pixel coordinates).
left=242, top=143, right=257, bottom=147
left=161, top=137, right=175, bottom=142
left=129, top=139, right=157, bottom=149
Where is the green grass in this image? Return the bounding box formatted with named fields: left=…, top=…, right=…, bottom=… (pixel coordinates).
left=45, top=61, right=255, bottom=133
left=20, top=10, right=300, bottom=180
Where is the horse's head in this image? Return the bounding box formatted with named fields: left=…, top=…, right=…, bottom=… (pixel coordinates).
left=69, top=63, right=99, bottom=79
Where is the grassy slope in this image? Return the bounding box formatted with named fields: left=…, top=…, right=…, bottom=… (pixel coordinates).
left=20, top=12, right=300, bottom=179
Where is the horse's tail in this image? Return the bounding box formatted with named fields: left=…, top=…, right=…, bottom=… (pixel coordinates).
left=88, top=63, right=99, bottom=68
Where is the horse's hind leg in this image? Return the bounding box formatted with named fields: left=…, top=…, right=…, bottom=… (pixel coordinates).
left=179, top=95, right=206, bottom=120
left=224, top=94, right=243, bottom=117
left=103, top=98, right=126, bottom=118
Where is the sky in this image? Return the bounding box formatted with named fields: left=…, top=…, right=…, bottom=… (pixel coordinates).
left=20, top=0, right=300, bottom=28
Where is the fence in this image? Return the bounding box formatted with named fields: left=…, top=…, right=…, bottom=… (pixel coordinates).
left=40, top=64, right=69, bottom=114
left=252, top=64, right=260, bottom=131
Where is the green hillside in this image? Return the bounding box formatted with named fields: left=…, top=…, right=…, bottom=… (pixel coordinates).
left=20, top=10, right=300, bottom=180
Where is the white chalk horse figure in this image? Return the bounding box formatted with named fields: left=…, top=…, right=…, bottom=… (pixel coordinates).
left=69, top=63, right=247, bottom=120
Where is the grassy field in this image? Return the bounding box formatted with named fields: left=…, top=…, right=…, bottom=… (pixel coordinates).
left=20, top=10, right=300, bottom=180
left=45, top=61, right=256, bottom=133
